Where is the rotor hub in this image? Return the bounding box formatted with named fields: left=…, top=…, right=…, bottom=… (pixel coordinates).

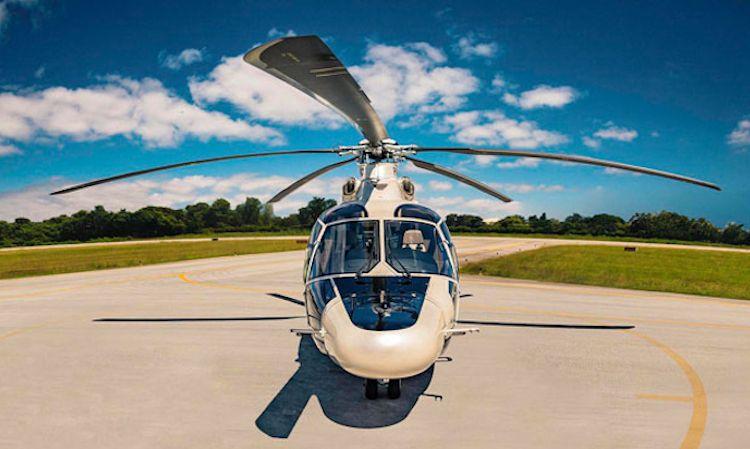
left=340, top=140, right=417, bottom=162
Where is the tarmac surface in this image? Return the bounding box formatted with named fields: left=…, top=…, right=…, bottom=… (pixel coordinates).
left=1, top=237, right=749, bottom=448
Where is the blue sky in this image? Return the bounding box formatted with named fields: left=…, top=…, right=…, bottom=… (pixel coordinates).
left=0, top=0, right=748, bottom=224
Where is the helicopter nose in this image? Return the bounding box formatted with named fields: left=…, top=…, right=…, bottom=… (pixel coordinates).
left=321, top=300, right=446, bottom=379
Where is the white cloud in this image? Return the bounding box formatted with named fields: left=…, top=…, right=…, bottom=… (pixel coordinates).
left=402, top=161, right=430, bottom=174
left=490, top=75, right=506, bottom=91
left=582, top=136, right=601, bottom=149
left=33, top=66, right=45, bottom=79
left=455, top=36, right=498, bottom=59
left=496, top=157, right=541, bottom=169
left=267, top=28, right=297, bottom=39
left=0, top=76, right=282, bottom=148
left=492, top=182, right=564, bottom=193
left=0, top=171, right=348, bottom=221
left=406, top=42, right=447, bottom=63
left=189, top=55, right=342, bottom=128
left=490, top=74, right=511, bottom=94
left=350, top=42, right=479, bottom=121
left=190, top=42, right=479, bottom=130
left=593, top=123, right=638, bottom=142
left=727, top=119, right=750, bottom=150
left=582, top=123, right=638, bottom=149
left=603, top=167, right=639, bottom=176
left=428, top=180, right=452, bottom=191
left=420, top=195, right=521, bottom=218
left=161, top=48, right=205, bottom=70
left=503, top=85, right=578, bottom=110
left=394, top=114, right=427, bottom=129
left=439, top=110, right=568, bottom=149
left=0, top=143, right=21, bottom=156
left=473, top=155, right=496, bottom=166
left=0, top=179, right=171, bottom=221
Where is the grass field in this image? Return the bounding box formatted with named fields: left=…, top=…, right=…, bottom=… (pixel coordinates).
left=0, top=231, right=309, bottom=249
left=6, top=230, right=748, bottom=250
left=0, top=239, right=306, bottom=280
left=462, top=245, right=750, bottom=300
left=453, top=232, right=748, bottom=249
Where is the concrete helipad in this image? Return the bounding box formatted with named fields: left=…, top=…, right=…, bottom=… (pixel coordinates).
left=1, top=238, right=749, bottom=448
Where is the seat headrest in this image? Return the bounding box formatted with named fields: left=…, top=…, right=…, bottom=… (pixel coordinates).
left=402, top=229, right=425, bottom=246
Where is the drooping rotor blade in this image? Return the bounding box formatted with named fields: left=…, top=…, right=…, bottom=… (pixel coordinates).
left=244, top=36, right=389, bottom=145
left=405, top=156, right=513, bottom=203
left=457, top=319, right=634, bottom=330
left=94, top=316, right=304, bottom=323
left=268, top=157, right=357, bottom=203
left=266, top=293, right=305, bottom=307
left=50, top=149, right=340, bottom=195
left=417, top=147, right=721, bottom=191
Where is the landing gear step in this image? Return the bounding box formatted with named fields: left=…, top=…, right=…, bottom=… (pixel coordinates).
left=364, top=379, right=401, bottom=399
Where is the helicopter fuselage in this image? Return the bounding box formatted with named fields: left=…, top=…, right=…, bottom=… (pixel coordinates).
left=300, top=162, right=469, bottom=381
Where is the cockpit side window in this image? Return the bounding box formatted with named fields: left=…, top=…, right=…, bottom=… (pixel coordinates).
left=439, top=220, right=459, bottom=277
left=303, top=219, right=324, bottom=282
left=309, top=220, right=323, bottom=245
left=439, top=221, right=452, bottom=243
left=310, top=220, right=379, bottom=278
left=384, top=221, right=454, bottom=277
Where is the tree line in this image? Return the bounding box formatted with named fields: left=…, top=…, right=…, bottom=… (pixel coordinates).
left=1, top=198, right=747, bottom=247
left=446, top=211, right=750, bottom=245
left=0, top=197, right=336, bottom=247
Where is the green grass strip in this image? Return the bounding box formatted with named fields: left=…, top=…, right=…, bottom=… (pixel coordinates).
left=462, top=245, right=750, bottom=300
left=0, top=239, right=306, bottom=280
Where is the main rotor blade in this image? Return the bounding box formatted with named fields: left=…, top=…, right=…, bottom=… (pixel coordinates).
left=405, top=156, right=513, bottom=203
left=457, top=319, right=634, bottom=330
left=95, top=316, right=304, bottom=322
left=50, top=149, right=340, bottom=195
left=268, top=157, right=357, bottom=203
left=244, top=36, right=389, bottom=145
left=417, top=147, right=721, bottom=191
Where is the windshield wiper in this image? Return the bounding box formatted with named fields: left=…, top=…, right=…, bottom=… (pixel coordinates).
left=387, top=254, right=412, bottom=283
left=355, top=245, right=377, bottom=283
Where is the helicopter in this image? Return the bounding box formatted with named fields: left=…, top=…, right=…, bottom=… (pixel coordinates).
left=52, top=35, right=720, bottom=400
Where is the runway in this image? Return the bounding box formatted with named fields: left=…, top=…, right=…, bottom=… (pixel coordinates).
left=1, top=238, right=749, bottom=448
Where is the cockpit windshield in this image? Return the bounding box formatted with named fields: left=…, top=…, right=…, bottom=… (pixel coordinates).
left=385, top=220, right=453, bottom=276
left=309, top=220, right=379, bottom=278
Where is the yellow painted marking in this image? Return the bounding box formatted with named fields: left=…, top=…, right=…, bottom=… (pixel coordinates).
left=637, top=393, right=692, bottom=403
left=0, top=326, right=41, bottom=342
left=0, top=273, right=175, bottom=301
left=461, top=298, right=709, bottom=447
left=0, top=321, right=58, bottom=343
left=178, top=273, right=300, bottom=298
left=183, top=257, right=300, bottom=276
left=0, top=253, right=301, bottom=301
left=628, top=331, right=707, bottom=449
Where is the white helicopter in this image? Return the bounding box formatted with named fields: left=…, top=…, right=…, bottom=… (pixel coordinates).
left=53, top=35, right=720, bottom=400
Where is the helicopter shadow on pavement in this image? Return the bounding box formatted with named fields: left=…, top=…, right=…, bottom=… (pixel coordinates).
left=256, top=336, right=436, bottom=438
